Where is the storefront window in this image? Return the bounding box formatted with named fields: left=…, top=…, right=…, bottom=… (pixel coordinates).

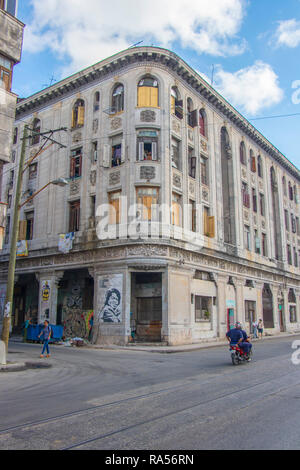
left=195, top=296, right=211, bottom=321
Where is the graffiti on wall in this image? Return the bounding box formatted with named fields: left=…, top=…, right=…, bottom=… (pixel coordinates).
left=98, top=274, right=123, bottom=324
left=40, top=280, right=51, bottom=321
left=63, top=310, right=93, bottom=339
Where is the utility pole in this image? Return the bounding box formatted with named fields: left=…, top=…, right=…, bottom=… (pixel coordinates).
left=1, top=126, right=67, bottom=350
left=1, top=125, right=28, bottom=349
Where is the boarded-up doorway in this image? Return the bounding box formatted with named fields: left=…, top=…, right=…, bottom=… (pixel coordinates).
left=131, top=272, right=162, bottom=342
left=262, top=284, right=274, bottom=329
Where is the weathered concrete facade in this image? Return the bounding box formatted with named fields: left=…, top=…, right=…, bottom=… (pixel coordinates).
left=0, top=46, right=299, bottom=344
left=0, top=3, right=24, bottom=213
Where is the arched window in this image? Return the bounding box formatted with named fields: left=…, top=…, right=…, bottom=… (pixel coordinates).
left=112, top=84, right=124, bottom=113
left=187, top=98, right=197, bottom=127
left=257, top=155, right=263, bottom=178
left=31, top=118, right=41, bottom=146
left=94, top=91, right=100, bottom=112
left=282, top=176, right=287, bottom=196
left=171, top=87, right=183, bottom=119
left=240, top=142, right=246, bottom=165
left=199, top=109, right=207, bottom=137
left=250, top=149, right=256, bottom=173
left=138, top=76, right=159, bottom=108
left=72, top=99, right=85, bottom=129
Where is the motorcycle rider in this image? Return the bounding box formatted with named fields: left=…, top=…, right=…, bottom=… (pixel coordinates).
left=239, top=323, right=253, bottom=358
left=226, top=322, right=244, bottom=348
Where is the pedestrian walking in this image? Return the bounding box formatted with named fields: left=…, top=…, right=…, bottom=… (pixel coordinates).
left=258, top=319, right=264, bottom=339
left=252, top=319, right=258, bottom=339
left=38, top=320, right=52, bottom=358
left=22, top=315, right=32, bottom=343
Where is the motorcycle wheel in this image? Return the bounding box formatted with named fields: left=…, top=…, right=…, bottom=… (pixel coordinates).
left=231, top=352, right=239, bottom=365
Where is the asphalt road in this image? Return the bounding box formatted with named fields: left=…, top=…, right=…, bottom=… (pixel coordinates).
left=0, top=336, right=300, bottom=450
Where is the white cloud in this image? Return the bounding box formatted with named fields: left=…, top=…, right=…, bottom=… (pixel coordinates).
left=214, top=61, right=284, bottom=115
left=274, top=19, right=300, bottom=48
left=24, top=0, right=247, bottom=74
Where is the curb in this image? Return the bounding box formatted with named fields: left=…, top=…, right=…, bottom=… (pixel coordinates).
left=86, top=331, right=300, bottom=354
left=0, top=361, right=52, bottom=372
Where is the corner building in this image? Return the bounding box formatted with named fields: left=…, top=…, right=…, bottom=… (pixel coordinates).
left=0, top=47, right=299, bottom=345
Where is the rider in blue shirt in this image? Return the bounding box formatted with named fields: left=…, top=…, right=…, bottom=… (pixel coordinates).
left=226, top=323, right=243, bottom=346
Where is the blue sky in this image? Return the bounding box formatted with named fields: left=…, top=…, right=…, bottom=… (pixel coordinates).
left=13, top=0, right=300, bottom=169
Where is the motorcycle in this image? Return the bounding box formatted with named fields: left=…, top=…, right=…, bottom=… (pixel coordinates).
left=230, top=344, right=253, bottom=365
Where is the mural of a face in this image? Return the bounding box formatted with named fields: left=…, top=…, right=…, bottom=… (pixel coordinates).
left=108, top=292, right=119, bottom=310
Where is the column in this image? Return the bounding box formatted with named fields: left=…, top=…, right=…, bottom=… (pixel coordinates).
left=37, top=271, right=64, bottom=325
left=234, top=277, right=245, bottom=325
left=270, top=284, right=280, bottom=331
left=255, top=281, right=264, bottom=323
left=216, top=273, right=228, bottom=338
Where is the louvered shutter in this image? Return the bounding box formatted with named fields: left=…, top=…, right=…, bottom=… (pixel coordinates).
left=77, top=106, right=85, bottom=126
left=152, top=142, right=158, bottom=161
left=208, top=216, right=215, bottom=238
left=18, top=220, right=27, bottom=241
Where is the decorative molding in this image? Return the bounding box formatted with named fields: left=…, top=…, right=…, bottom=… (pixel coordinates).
left=200, top=139, right=208, bottom=153
left=110, top=117, right=122, bottom=130
left=90, top=170, right=96, bottom=186
left=140, top=166, right=155, bottom=180
left=72, top=132, right=82, bottom=143
left=109, top=171, right=121, bottom=186
left=70, top=180, right=80, bottom=195
left=140, top=110, right=156, bottom=122
left=173, top=172, right=182, bottom=189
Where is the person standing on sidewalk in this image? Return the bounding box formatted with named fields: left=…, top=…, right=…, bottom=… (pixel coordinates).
left=258, top=319, right=264, bottom=339
left=252, top=319, right=258, bottom=339
left=38, top=320, right=52, bottom=358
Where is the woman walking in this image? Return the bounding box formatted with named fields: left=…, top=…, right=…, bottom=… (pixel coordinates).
left=258, top=319, right=264, bottom=339
left=38, top=320, right=52, bottom=358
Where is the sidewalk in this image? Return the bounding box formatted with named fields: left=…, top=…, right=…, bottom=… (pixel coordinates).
left=87, top=330, right=300, bottom=354
left=0, top=341, right=52, bottom=372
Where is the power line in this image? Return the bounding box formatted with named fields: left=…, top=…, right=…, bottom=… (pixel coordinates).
left=250, top=112, right=300, bottom=121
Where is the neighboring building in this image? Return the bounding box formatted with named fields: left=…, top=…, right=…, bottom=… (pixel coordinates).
left=0, top=46, right=299, bottom=344
left=0, top=0, right=24, bottom=245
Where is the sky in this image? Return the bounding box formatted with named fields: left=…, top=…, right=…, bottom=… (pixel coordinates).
left=12, top=0, right=300, bottom=169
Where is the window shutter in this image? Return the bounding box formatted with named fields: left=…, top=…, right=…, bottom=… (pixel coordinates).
left=18, top=220, right=27, bottom=241
left=171, top=95, right=176, bottom=114
left=150, top=87, right=158, bottom=107
left=251, top=156, right=256, bottom=172
left=70, top=158, right=75, bottom=178
left=71, top=109, right=76, bottom=129
left=208, top=216, right=215, bottom=238
left=191, top=109, right=198, bottom=128
left=77, top=106, right=85, bottom=126
left=138, top=142, right=144, bottom=161
left=121, top=140, right=125, bottom=163
left=152, top=141, right=158, bottom=161
left=103, top=144, right=110, bottom=167
left=144, top=196, right=153, bottom=221
left=203, top=210, right=208, bottom=235
left=138, top=87, right=149, bottom=107
left=175, top=100, right=183, bottom=119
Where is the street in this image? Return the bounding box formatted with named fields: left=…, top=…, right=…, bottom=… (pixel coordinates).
left=0, top=336, right=300, bottom=450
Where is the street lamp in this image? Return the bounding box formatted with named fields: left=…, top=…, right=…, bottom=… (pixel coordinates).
left=19, top=178, right=69, bottom=208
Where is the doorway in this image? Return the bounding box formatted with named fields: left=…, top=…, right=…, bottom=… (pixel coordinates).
left=131, top=272, right=162, bottom=342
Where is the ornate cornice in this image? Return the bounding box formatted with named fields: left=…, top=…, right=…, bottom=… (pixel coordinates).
left=16, top=46, right=300, bottom=181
